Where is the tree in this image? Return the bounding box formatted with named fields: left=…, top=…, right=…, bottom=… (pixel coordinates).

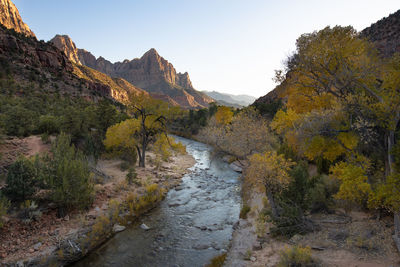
left=104, top=119, right=138, bottom=165
left=215, top=106, right=233, bottom=125
left=127, top=94, right=168, bottom=167
left=271, top=26, right=400, bottom=249
left=246, top=151, right=294, bottom=217
left=4, top=156, right=37, bottom=202
left=198, top=107, right=276, bottom=159
left=46, top=133, right=94, bottom=216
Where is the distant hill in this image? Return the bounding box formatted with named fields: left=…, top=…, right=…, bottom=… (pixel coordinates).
left=202, top=91, right=256, bottom=107
left=50, top=35, right=214, bottom=109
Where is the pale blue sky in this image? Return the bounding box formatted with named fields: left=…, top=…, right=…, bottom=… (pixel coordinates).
left=13, top=0, right=400, bottom=97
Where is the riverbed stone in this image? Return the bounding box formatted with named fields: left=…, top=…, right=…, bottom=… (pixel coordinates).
left=113, top=224, right=126, bottom=233
left=229, top=161, right=243, bottom=172
left=141, top=223, right=150, bottom=230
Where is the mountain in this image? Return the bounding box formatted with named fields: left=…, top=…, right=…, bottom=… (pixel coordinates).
left=50, top=34, right=81, bottom=64
left=254, top=9, right=400, bottom=109
left=50, top=35, right=214, bottom=109
left=0, top=23, right=146, bottom=105
left=203, top=91, right=256, bottom=107
left=0, top=0, right=35, bottom=38
left=360, top=9, right=400, bottom=57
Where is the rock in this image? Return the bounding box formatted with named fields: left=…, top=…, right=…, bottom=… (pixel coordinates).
left=0, top=0, right=36, bottom=37
left=33, top=242, right=42, bottom=251
left=50, top=35, right=82, bottom=64
left=75, top=47, right=213, bottom=109
left=328, top=229, right=349, bottom=242
left=28, top=248, right=34, bottom=253
left=200, top=226, right=207, bottom=231
left=112, top=224, right=126, bottom=233
left=140, top=223, right=150, bottom=230
left=252, top=241, right=262, bottom=251
left=250, top=256, right=257, bottom=262
left=229, top=161, right=243, bottom=173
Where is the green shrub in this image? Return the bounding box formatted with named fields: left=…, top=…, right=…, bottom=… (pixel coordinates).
left=119, top=161, right=130, bottom=171
left=308, top=174, right=339, bottom=213
left=38, top=115, right=60, bottom=134
left=126, top=167, right=139, bottom=185
left=0, top=193, right=10, bottom=228
left=4, top=156, right=37, bottom=202
left=46, top=133, right=94, bottom=216
left=277, top=245, right=319, bottom=267
left=239, top=205, right=251, bottom=219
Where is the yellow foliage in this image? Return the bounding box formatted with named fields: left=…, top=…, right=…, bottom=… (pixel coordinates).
left=247, top=151, right=294, bottom=194
left=277, top=245, right=314, bottom=267
left=215, top=106, right=233, bottom=125
left=104, top=119, right=138, bottom=152
left=369, top=172, right=400, bottom=211
left=330, top=162, right=372, bottom=205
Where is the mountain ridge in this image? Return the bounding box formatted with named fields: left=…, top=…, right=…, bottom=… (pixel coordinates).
left=51, top=35, right=214, bottom=109
left=202, top=90, right=256, bottom=107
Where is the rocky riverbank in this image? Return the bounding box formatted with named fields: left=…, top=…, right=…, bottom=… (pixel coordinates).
left=0, top=142, right=195, bottom=266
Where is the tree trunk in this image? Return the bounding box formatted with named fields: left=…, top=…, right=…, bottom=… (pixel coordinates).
left=266, top=189, right=279, bottom=218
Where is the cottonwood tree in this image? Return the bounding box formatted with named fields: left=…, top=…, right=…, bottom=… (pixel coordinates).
left=127, top=93, right=168, bottom=168
left=271, top=26, right=400, bottom=250
left=246, top=151, right=294, bottom=218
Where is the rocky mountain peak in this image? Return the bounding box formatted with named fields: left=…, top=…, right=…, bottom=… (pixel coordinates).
left=50, top=34, right=81, bottom=64
left=0, top=0, right=35, bottom=38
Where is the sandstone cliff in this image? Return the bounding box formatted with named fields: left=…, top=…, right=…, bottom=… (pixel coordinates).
left=0, top=23, right=145, bottom=104
left=50, top=35, right=81, bottom=64
left=51, top=34, right=213, bottom=108
left=0, top=0, right=35, bottom=38
left=77, top=47, right=213, bottom=108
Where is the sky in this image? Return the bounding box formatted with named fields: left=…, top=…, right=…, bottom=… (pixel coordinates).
left=13, top=0, right=400, bottom=98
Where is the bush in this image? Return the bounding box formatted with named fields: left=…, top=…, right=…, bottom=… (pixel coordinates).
left=308, top=174, right=339, bottom=213
left=239, top=205, right=251, bottom=219
left=119, top=161, right=130, bottom=171
left=46, top=133, right=94, bottom=216
left=4, top=156, right=37, bottom=202
left=269, top=200, right=310, bottom=238
left=206, top=253, right=227, bottom=267
left=277, top=246, right=319, bottom=267
left=38, top=115, right=60, bottom=134
left=0, top=193, right=10, bottom=228
left=126, top=167, right=139, bottom=185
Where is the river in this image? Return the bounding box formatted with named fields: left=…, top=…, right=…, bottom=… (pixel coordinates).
left=73, top=136, right=241, bottom=267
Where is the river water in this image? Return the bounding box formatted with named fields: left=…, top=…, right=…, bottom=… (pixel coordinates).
left=73, top=136, right=241, bottom=267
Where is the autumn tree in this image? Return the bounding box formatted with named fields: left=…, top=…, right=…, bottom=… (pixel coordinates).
left=246, top=151, right=294, bottom=217
left=127, top=93, right=168, bottom=168
left=215, top=106, right=233, bottom=125
left=104, top=119, right=138, bottom=165
left=198, top=107, right=276, bottom=158
left=271, top=26, right=400, bottom=249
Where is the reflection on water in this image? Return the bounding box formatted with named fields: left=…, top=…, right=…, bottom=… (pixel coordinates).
left=73, top=136, right=241, bottom=267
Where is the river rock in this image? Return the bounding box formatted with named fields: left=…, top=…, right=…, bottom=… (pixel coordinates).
left=141, top=223, right=150, bottom=230
left=229, top=161, right=243, bottom=172
left=250, top=256, right=257, bottom=262
left=113, top=224, right=126, bottom=233
left=33, top=242, right=42, bottom=251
